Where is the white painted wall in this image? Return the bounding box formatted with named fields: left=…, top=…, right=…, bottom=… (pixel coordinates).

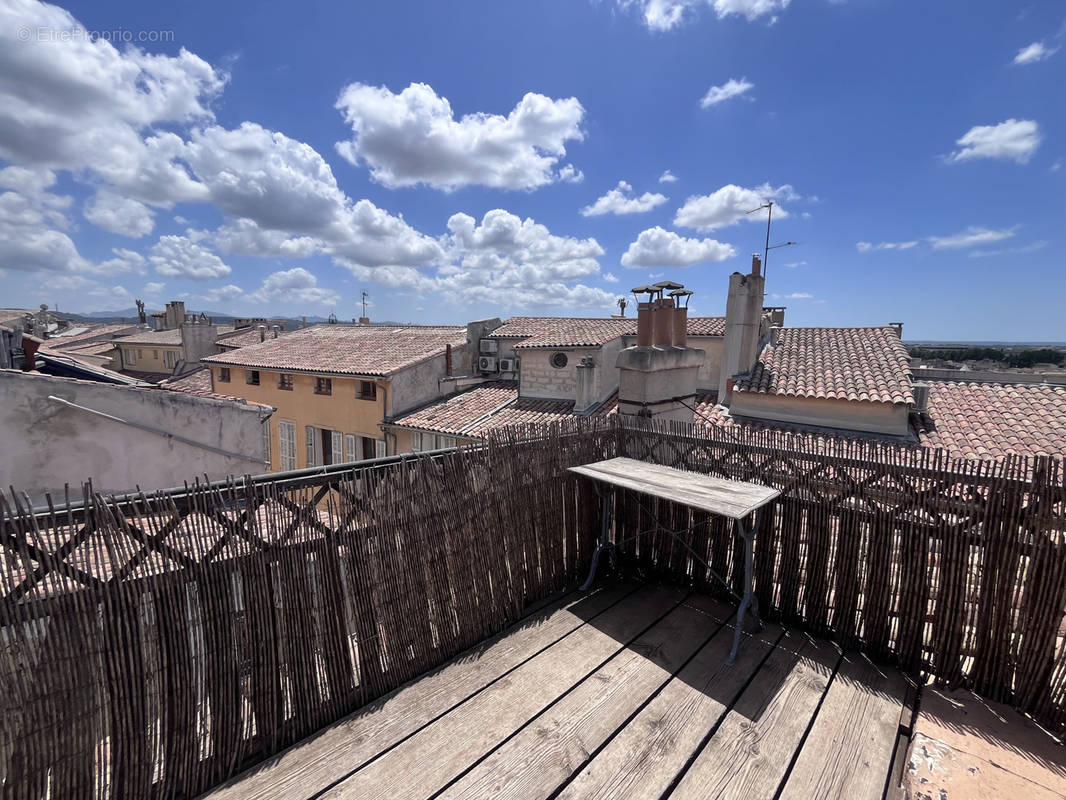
left=518, top=339, right=624, bottom=401
left=0, top=370, right=270, bottom=504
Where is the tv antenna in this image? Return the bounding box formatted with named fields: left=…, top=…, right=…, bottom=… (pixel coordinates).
left=746, top=200, right=798, bottom=284
left=360, top=290, right=369, bottom=318
left=617, top=297, right=628, bottom=317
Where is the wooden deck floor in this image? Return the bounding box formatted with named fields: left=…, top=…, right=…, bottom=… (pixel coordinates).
left=203, top=583, right=911, bottom=800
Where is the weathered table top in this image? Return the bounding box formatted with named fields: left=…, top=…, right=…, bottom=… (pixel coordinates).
left=568, top=457, right=781, bottom=520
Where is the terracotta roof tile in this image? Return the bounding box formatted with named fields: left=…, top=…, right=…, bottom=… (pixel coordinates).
left=158, top=368, right=272, bottom=409
left=202, top=324, right=466, bottom=377
left=216, top=327, right=289, bottom=349
left=915, top=381, right=1066, bottom=459
left=488, top=315, right=725, bottom=348
left=391, top=381, right=616, bottom=438
left=734, top=326, right=913, bottom=405
left=113, top=325, right=235, bottom=346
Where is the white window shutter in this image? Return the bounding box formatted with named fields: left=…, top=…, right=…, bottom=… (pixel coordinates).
left=411, top=432, right=421, bottom=453
left=332, top=430, right=344, bottom=464
left=345, top=434, right=357, bottom=462
left=279, top=421, right=296, bottom=471
left=262, top=422, right=271, bottom=468
left=375, top=439, right=386, bottom=459
left=306, top=426, right=316, bottom=467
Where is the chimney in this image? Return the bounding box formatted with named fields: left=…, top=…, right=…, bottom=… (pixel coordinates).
left=445, top=343, right=453, bottom=377
left=271, top=325, right=280, bottom=339
left=669, top=288, right=693, bottom=347
left=574, top=356, right=598, bottom=413
left=718, top=255, right=766, bottom=402
left=889, top=322, right=904, bottom=339
left=164, top=300, right=186, bottom=330
left=258, top=324, right=267, bottom=342
left=770, top=325, right=782, bottom=346
left=179, top=319, right=218, bottom=367
left=617, top=282, right=704, bottom=423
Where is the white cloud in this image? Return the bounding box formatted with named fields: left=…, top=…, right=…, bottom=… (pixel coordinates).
left=770, top=291, right=813, bottom=300
left=927, top=226, right=1017, bottom=250
left=1051, top=158, right=1062, bottom=172
left=658, top=170, right=678, bottom=183
left=856, top=240, right=918, bottom=252
left=618, top=0, right=790, bottom=30
left=674, top=183, right=797, bottom=231
left=212, top=218, right=319, bottom=259
left=0, top=0, right=222, bottom=205
left=249, top=268, right=340, bottom=306
left=334, top=82, right=585, bottom=191
left=603, top=272, right=619, bottom=283
left=0, top=188, right=87, bottom=272
left=149, top=235, right=232, bottom=279
left=784, top=260, right=806, bottom=268
left=968, top=240, right=1047, bottom=258
left=143, top=281, right=165, bottom=295
left=580, top=181, right=668, bottom=216
left=700, top=78, right=754, bottom=108
left=949, top=119, right=1041, bottom=164
left=84, top=190, right=155, bottom=237
left=621, top=226, right=736, bottom=267
left=559, top=164, right=585, bottom=184
left=91, top=247, right=147, bottom=276
left=1013, top=41, right=1058, bottom=65
left=200, top=284, right=245, bottom=304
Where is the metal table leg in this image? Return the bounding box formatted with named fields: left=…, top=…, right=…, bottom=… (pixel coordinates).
left=580, top=482, right=615, bottom=591
left=727, top=508, right=765, bottom=666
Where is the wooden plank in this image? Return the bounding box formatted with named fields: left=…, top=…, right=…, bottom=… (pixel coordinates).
left=439, top=593, right=732, bottom=799
left=777, top=653, right=908, bottom=800
left=202, top=583, right=637, bottom=800
left=559, top=619, right=785, bottom=800
left=669, top=631, right=841, bottom=800
left=569, top=458, right=780, bottom=519
left=322, top=585, right=689, bottom=800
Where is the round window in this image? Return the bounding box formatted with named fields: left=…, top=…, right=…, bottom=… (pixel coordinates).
left=550, top=352, right=568, bottom=369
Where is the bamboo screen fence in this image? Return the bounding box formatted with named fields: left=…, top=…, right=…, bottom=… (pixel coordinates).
left=0, top=417, right=1063, bottom=799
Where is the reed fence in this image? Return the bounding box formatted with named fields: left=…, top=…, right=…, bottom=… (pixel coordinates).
left=0, top=416, right=1063, bottom=799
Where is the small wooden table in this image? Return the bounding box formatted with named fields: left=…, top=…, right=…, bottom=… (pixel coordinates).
left=569, top=457, right=781, bottom=665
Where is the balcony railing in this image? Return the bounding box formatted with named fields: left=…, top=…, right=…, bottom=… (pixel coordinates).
left=1, top=416, right=1063, bottom=799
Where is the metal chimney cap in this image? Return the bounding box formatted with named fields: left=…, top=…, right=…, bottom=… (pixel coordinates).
left=653, top=280, right=684, bottom=290
left=630, top=285, right=657, bottom=294
left=667, top=289, right=693, bottom=297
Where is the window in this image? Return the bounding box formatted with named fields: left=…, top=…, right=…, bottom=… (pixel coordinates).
left=246, top=370, right=260, bottom=385
left=279, top=421, right=296, bottom=470
left=411, top=432, right=422, bottom=453
left=375, top=439, right=387, bottom=459
left=314, top=377, right=332, bottom=395
left=163, top=351, right=178, bottom=369
left=262, top=422, right=271, bottom=468
left=357, top=380, right=377, bottom=400
left=550, top=352, right=568, bottom=369
left=137, top=349, right=143, bottom=360
left=125, top=348, right=136, bottom=365
left=152, top=350, right=159, bottom=360
left=345, top=433, right=358, bottom=462
left=218, top=367, right=231, bottom=383
left=278, top=373, right=294, bottom=391
left=439, top=435, right=456, bottom=449
left=306, top=425, right=317, bottom=466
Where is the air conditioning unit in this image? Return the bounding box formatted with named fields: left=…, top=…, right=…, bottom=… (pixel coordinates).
left=911, top=382, right=930, bottom=413
left=498, top=357, right=517, bottom=373
left=479, top=339, right=498, bottom=354
left=478, top=356, right=497, bottom=373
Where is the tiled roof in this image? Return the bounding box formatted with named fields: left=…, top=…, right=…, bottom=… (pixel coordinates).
left=734, top=326, right=913, bottom=405
left=216, top=327, right=288, bottom=349
left=201, top=324, right=467, bottom=377
left=915, top=381, right=1066, bottom=459
left=390, top=381, right=616, bottom=438
left=488, top=315, right=725, bottom=349
left=55, top=341, right=119, bottom=357
left=41, top=324, right=138, bottom=351
left=113, top=325, right=235, bottom=346
left=492, top=317, right=633, bottom=348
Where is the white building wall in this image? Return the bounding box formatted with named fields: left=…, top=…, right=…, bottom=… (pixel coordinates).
left=519, top=339, right=624, bottom=401
left=0, top=370, right=270, bottom=504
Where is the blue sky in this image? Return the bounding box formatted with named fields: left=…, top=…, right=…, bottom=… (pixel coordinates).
left=1, top=0, right=1063, bottom=340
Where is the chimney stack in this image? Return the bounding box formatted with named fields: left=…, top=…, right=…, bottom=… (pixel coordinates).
left=718, top=255, right=767, bottom=402
left=574, top=356, right=598, bottom=413
left=258, top=324, right=267, bottom=342
left=616, top=281, right=704, bottom=423
left=270, top=325, right=279, bottom=339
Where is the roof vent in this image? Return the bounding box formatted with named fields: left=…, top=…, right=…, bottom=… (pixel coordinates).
left=912, top=382, right=930, bottom=413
